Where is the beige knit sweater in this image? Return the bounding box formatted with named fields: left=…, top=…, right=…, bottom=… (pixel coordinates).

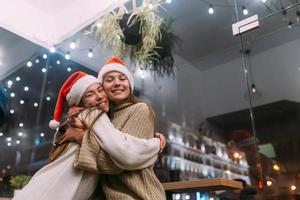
left=75, top=102, right=166, bottom=200
left=75, top=108, right=160, bottom=171
left=102, top=102, right=166, bottom=200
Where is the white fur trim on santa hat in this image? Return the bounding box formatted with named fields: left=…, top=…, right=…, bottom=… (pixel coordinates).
left=66, top=75, right=100, bottom=106
left=98, top=63, right=134, bottom=92
left=49, top=120, right=60, bottom=129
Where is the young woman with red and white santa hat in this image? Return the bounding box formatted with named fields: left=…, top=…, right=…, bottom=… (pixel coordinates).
left=74, top=57, right=166, bottom=200
left=13, top=71, right=164, bottom=200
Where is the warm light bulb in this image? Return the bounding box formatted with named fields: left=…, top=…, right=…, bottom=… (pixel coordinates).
left=266, top=181, right=272, bottom=186
left=243, top=7, right=248, bottom=15
left=65, top=53, right=70, bottom=60
left=49, top=46, right=56, bottom=53
left=291, top=185, right=296, bottom=191
left=88, top=49, right=94, bottom=58
left=70, top=41, right=76, bottom=49
left=208, top=6, right=214, bottom=14
left=27, top=61, right=33, bottom=67
left=273, top=164, right=280, bottom=171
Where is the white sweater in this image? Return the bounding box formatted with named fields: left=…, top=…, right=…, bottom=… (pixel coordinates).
left=79, top=108, right=160, bottom=170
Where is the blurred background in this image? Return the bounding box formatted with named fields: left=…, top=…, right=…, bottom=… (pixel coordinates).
left=0, top=0, right=300, bottom=199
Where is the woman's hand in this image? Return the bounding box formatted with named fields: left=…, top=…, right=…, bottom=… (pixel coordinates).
left=155, top=132, right=166, bottom=153
left=68, top=117, right=86, bottom=129
left=59, top=126, right=85, bottom=145
left=68, top=106, right=84, bottom=118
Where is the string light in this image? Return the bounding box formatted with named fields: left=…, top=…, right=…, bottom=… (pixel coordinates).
left=67, top=67, right=72, bottom=72
left=262, top=0, right=266, bottom=3
left=41, top=68, right=47, bottom=73
left=42, top=54, right=48, bottom=59
left=65, top=52, right=71, bottom=60
left=88, top=49, right=94, bottom=58
left=291, top=185, right=296, bottom=191
left=251, top=84, right=257, bottom=94
left=242, top=6, right=248, bottom=15
left=70, top=41, right=76, bottom=49
left=7, top=80, right=12, bottom=88
left=56, top=60, right=61, bottom=65
left=273, top=164, right=280, bottom=171
left=208, top=5, right=214, bottom=14
left=46, top=96, right=51, bottom=101
left=24, top=86, right=29, bottom=91
left=26, top=61, right=32, bottom=67
left=16, top=77, right=21, bottom=81
left=34, top=103, right=38, bottom=107
left=7, top=142, right=12, bottom=147
left=288, top=21, right=293, bottom=29
left=6, top=137, right=12, bottom=142
left=0, top=132, right=3, bottom=137
left=49, top=46, right=56, bottom=53
left=20, top=100, right=24, bottom=105
left=266, top=181, right=272, bottom=186
left=40, top=133, right=45, bottom=137
left=19, top=123, right=24, bottom=127
left=16, top=140, right=21, bottom=144
left=18, top=132, right=23, bottom=137
left=10, top=92, right=15, bottom=97
left=35, top=59, right=40, bottom=63
left=10, top=109, right=14, bottom=114
left=166, top=0, right=172, bottom=3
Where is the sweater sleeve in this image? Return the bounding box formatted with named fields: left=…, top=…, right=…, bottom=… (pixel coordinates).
left=79, top=108, right=160, bottom=170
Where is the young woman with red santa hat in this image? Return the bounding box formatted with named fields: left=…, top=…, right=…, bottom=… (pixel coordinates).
left=74, top=57, right=166, bottom=200
left=13, top=71, right=164, bottom=200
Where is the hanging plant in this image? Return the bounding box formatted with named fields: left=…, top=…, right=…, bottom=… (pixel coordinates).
left=86, top=0, right=179, bottom=76
left=143, top=17, right=180, bottom=76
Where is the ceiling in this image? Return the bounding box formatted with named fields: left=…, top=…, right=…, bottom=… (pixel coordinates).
left=0, top=0, right=299, bottom=75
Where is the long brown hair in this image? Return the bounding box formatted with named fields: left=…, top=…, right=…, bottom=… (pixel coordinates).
left=48, top=108, right=104, bottom=163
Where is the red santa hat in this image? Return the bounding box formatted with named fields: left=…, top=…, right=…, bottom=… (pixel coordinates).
left=49, top=71, right=99, bottom=129
left=98, top=57, right=134, bottom=92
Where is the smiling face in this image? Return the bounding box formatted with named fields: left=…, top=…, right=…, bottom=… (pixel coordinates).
left=81, top=83, right=109, bottom=112
left=102, top=71, right=131, bottom=103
